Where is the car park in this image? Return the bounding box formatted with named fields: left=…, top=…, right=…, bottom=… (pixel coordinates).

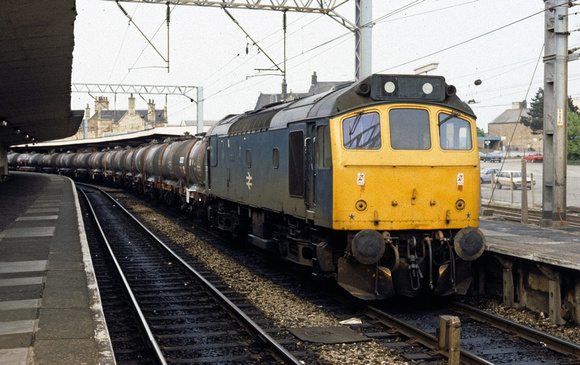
left=482, top=153, right=502, bottom=162
left=480, top=168, right=500, bottom=183
left=494, top=170, right=535, bottom=190
left=524, top=152, right=543, bottom=162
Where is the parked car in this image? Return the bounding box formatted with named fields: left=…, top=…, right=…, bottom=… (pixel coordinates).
left=482, top=153, right=502, bottom=163
left=480, top=168, right=500, bottom=183
left=524, top=152, right=543, bottom=162
left=494, top=170, right=535, bottom=190
left=479, top=152, right=485, bottom=160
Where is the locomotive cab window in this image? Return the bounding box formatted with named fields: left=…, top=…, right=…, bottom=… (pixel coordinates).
left=342, top=112, right=381, bottom=150
left=438, top=113, right=472, bottom=150
left=389, top=108, right=430, bottom=150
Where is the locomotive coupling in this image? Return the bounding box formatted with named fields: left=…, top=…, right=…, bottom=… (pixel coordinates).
left=453, top=227, right=486, bottom=261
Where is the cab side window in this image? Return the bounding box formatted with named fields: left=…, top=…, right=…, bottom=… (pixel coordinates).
left=342, top=112, right=381, bottom=150
left=439, top=113, right=472, bottom=150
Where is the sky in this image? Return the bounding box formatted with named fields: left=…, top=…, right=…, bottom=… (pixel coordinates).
left=71, top=0, right=580, bottom=132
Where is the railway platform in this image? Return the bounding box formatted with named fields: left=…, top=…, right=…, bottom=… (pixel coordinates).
left=479, top=216, right=580, bottom=325
left=0, top=172, right=113, bottom=364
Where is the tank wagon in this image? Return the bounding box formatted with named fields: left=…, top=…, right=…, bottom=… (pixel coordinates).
left=11, top=73, right=486, bottom=300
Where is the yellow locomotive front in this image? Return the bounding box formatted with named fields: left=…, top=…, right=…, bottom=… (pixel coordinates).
left=332, top=75, right=485, bottom=299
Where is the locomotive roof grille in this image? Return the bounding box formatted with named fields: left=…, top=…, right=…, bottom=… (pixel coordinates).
left=369, top=74, right=447, bottom=102
left=228, top=109, right=279, bottom=135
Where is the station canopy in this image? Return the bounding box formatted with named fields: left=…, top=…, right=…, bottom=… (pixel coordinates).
left=0, top=0, right=82, bottom=147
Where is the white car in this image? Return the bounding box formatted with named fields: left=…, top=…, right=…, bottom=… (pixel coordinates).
left=480, top=168, right=500, bottom=183
left=494, top=170, right=535, bottom=190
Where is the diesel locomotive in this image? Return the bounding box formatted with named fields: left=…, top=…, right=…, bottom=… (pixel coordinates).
left=9, top=73, right=486, bottom=300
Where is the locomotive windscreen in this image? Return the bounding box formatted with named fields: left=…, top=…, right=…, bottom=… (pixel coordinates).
left=370, top=74, right=447, bottom=102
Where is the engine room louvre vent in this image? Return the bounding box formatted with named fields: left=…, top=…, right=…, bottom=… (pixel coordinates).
left=228, top=109, right=278, bottom=135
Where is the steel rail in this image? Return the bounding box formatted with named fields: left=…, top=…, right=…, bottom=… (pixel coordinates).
left=482, top=204, right=580, bottom=228
left=78, top=186, right=168, bottom=365
left=450, top=301, right=580, bottom=359
left=83, top=183, right=302, bottom=365
left=364, top=305, right=493, bottom=365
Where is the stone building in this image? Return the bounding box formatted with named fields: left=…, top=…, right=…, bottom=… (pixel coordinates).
left=487, top=101, right=542, bottom=153
left=70, top=95, right=168, bottom=139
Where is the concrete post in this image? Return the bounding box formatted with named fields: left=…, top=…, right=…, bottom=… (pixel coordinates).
left=542, top=0, right=568, bottom=226
left=438, top=315, right=461, bottom=365
left=355, top=0, right=372, bottom=80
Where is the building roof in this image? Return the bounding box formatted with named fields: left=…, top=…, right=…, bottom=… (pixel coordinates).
left=254, top=72, right=348, bottom=110
left=490, top=102, right=530, bottom=124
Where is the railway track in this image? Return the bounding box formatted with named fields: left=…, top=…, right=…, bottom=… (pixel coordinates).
left=78, top=184, right=302, bottom=364
left=93, top=186, right=580, bottom=364
left=365, top=300, right=580, bottom=364
left=483, top=204, right=580, bottom=228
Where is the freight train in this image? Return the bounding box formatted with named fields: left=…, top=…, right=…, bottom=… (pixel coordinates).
left=9, top=73, right=486, bottom=300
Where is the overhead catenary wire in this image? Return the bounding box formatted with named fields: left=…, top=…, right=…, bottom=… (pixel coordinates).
left=377, top=8, right=546, bottom=73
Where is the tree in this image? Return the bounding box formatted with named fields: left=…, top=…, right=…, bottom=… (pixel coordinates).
left=568, top=111, right=580, bottom=160
left=520, top=87, right=579, bottom=134
left=520, top=88, right=544, bottom=133
left=476, top=126, right=485, bottom=137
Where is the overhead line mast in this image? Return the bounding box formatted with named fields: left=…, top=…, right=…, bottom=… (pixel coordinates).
left=542, top=0, right=569, bottom=227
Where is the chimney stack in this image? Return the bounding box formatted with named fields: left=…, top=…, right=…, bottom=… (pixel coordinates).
left=311, top=71, right=318, bottom=87
left=128, top=94, right=136, bottom=116
left=147, top=99, right=156, bottom=128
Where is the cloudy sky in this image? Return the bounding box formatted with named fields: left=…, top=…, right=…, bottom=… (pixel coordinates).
left=71, top=0, right=580, bottom=132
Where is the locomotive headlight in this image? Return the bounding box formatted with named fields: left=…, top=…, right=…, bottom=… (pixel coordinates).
left=384, top=81, right=396, bottom=93
left=455, top=199, right=466, bottom=210
left=422, top=82, right=434, bottom=95
left=453, top=227, right=486, bottom=261
left=351, top=229, right=385, bottom=265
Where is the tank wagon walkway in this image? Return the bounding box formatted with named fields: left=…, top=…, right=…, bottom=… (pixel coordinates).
left=0, top=172, right=113, bottom=364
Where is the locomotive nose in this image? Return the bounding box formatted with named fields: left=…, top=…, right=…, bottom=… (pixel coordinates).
left=453, top=227, right=486, bottom=261
left=351, top=229, right=386, bottom=265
